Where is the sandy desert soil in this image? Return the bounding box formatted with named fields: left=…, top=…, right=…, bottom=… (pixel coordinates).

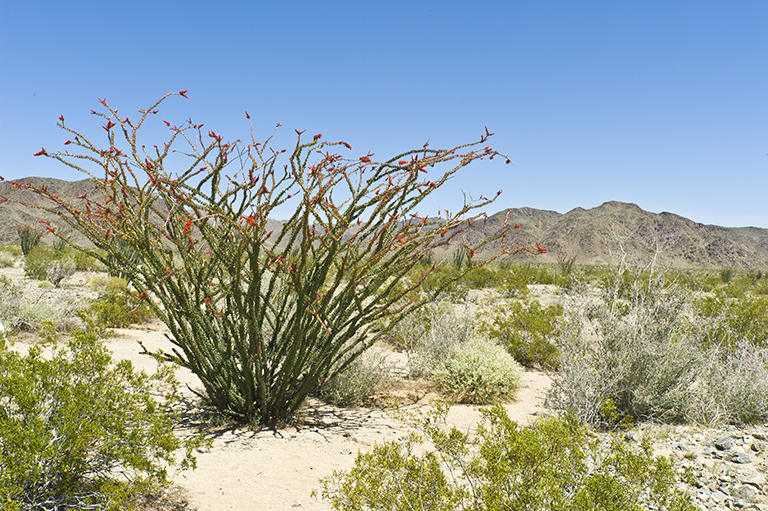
left=107, top=322, right=551, bottom=511
left=1, top=267, right=551, bottom=511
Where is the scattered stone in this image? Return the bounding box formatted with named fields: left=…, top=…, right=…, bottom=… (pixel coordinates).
left=716, top=437, right=734, bottom=451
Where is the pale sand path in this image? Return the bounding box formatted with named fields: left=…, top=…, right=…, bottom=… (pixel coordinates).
left=106, top=323, right=552, bottom=511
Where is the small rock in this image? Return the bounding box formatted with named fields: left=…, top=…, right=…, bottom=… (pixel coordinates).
left=732, top=484, right=759, bottom=502
left=730, top=453, right=752, bottom=464
left=715, top=437, right=734, bottom=451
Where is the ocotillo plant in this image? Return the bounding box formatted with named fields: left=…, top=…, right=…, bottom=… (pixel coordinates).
left=11, top=92, right=545, bottom=426
left=17, top=224, right=43, bottom=255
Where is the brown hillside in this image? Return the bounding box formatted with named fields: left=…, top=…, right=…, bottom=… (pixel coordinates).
left=2, top=178, right=767, bottom=269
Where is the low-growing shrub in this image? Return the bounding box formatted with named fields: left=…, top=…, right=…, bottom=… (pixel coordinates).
left=0, top=276, right=22, bottom=330
left=0, top=327, right=202, bottom=510
left=17, top=303, right=63, bottom=331
left=46, top=259, right=76, bottom=288
left=433, top=336, right=522, bottom=404
left=319, top=405, right=696, bottom=511
left=689, top=342, right=768, bottom=425
left=692, top=292, right=768, bottom=349
left=0, top=244, right=22, bottom=258
left=0, top=254, right=15, bottom=268
left=23, top=245, right=58, bottom=280
left=547, top=271, right=701, bottom=426
left=478, top=299, right=564, bottom=370
left=318, top=349, right=393, bottom=407
left=72, top=248, right=106, bottom=272
left=385, top=301, right=473, bottom=378
left=87, top=277, right=153, bottom=328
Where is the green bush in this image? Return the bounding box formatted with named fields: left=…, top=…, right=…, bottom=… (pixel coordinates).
left=433, top=336, right=522, bottom=404
left=478, top=299, right=564, bottom=370
left=692, top=292, right=768, bottom=349
left=0, top=327, right=201, bottom=510
left=0, top=244, right=22, bottom=258
left=0, top=254, right=15, bottom=268
left=319, top=405, right=696, bottom=511
left=87, top=277, right=153, bottom=328
left=23, top=245, right=57, bottom=280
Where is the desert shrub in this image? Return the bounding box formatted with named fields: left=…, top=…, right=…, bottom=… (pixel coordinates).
left=16, top=303, right=63, bottom=332
left=557, top=252, right=578, bottom=275
left=318, top=349, right=393, bottom=407
left=20, top=93, right=538, bottom=426
left=0, top=244, right=23, bottom=257
left=478, top=299, right=564, bottom=370
left=319, top=405, right=696, bottom=511
left=16, top=225, right=42, bottom=256
left=692, top=292, right=768, bottom=349
left=87, top=277, right=153, bottom=328
left=548, top=272, right=701, bottom=426
left=385, top=301, right=474, bottom=378
left=23, top=245, right=58, bottom=280
left=72, top=248, right=105, bottom=272
left=417, top=265, right=470, bottom=301
left=0, top=327, right=201, bottom=510
left=433, top=336, right=522, bottom=404
left=46, top=259, right=76, bottom=287
left=720, top=267, right=734, bottom=283
left=688, top=342, right=768, bottom=425
left=496, top=267, right=532, bottom=298
left=0, top=254, right=15, bottom=268
left=461, top=265, right=500, bottom=289
left=0, top=276, right=22, bottom=331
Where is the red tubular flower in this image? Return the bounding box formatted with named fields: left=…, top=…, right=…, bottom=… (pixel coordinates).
left=138, top=292, right=148, bottom=300
left=34, top=148, right=47, bottom=157
left=514, top=224, right=521, bottom=229
left=183, top=219, right=194, bottom=235
left=179, top=90, right=189, bottom=98
left=536, top=241, right=547, bottom=254
left=314, top=133, right=322, bottom=141
left=245, top=111, right=250, bottom=119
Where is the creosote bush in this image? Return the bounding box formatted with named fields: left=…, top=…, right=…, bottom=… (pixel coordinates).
left=478, top=298, right=564, bottom=370
left=319, top=405, right=696, bottom=511
left=16, top=92, right=545, bottom=426
left=87, top=277, right=154, bottom=329
left=433, top=336, right=522, bottom=404
left=0, top=326, right=202, bottom=511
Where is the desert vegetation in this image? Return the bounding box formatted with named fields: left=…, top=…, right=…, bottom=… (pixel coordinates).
left=3, top=93, right=768, bottom=509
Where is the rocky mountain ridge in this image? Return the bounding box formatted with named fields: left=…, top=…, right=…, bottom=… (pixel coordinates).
left=2, top=177, right=767, bottom=270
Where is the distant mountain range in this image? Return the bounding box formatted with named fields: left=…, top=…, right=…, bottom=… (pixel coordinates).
left=2, top=177, right=767, bottom=270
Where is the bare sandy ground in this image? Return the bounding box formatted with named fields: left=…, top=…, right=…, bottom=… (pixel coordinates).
left=106, top=323, right=551, bottom=511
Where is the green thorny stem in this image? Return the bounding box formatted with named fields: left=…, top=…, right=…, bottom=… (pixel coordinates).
left=9, top=92, right=546, bottom=426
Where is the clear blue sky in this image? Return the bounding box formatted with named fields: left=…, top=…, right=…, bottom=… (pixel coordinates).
left=2, top=1, right=766, bottom=227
